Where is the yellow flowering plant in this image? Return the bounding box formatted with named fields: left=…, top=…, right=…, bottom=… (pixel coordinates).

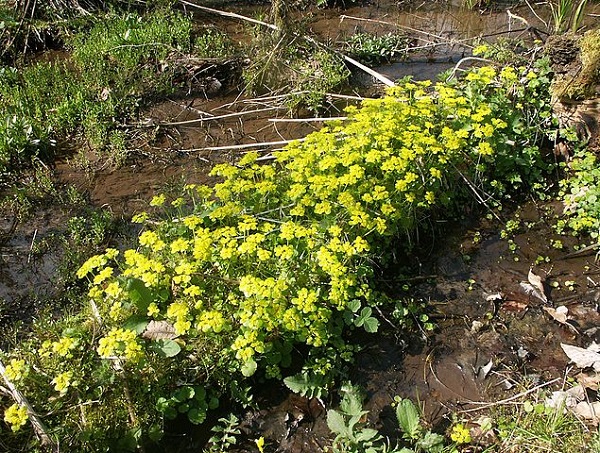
left=0, top=59, right=555, bottom=451
left=3, top=404, right=28, bottom=432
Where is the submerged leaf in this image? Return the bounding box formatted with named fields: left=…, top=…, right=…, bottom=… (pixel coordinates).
left=574, top=401, right=600, bottom=422
left=543, top=306, right=579, bottom=333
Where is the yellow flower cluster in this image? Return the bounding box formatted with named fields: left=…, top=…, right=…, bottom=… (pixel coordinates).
left=166, top=302, right=192, bottom=335
left=39, top=336, right=78, bottom=359
left=51, top=337, right=77, bottom=357
left=122, top=249, right=166, bottom=287
left=196, top=310, right=227, bottom=333
left=97, top=328, right=142, bottom=362
left=51, top=371, right=73, bottom=395
left=450, top=423, right=472, bottom=444
left=4, top=404, right=28, bottom=432
left=3, top=359, right=27, bottom=382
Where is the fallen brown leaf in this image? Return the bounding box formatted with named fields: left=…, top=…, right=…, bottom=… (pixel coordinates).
left=142, top=320, right=178, bottom=340
left=576, top=372, right=600, bottom=391
left=543, top=306, right=579, bottom=334
left=501, top=300, right=528, bottom=313
left=561, top=343, right=600, bottom=371
left=527, top=268, right=548, bottom=303
left=574, top=401, right=600, bottom=424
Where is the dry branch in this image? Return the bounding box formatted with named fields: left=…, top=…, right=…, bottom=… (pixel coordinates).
left=459, top=377, right=561, bottom=412
left=162, top=106, right=285, bottom=127
left=268, top=116, right=348, bottom=123
left=0, top=357, right=58, bottom=451
left=340, top=14, right=530, bottom=51
left=180, top=138, right=307, bottom=153
left=178, top=0, right=278, bottom=30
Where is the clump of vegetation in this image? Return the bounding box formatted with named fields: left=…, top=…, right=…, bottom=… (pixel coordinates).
left=0, top=0, right=179, bottom=59
left=0, top=57, right=556, bottom=450
left=327, top=385, right=449, bottom=453
left=557, top=148, right=600, bottom=239
left=194, top=28, right=237, bottom=59
left=243, top=31, right=350, bottom=112
left=549, top=28, right=600, bottom=101
left=0, top=9, right=238, bottom=180
left=343, top=31, right=411, bottom=66
left=549, top=0, right=588, bottom=34
left=323, top=384, right=596, bottom=453
left=494, top=397, right=595, bottom=452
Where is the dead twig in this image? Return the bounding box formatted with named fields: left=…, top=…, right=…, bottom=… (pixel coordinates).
left=268, top=117, right=348, bottom=123
left=162, top=106, right=285, bottom=127
left=452, top=166, right=502, bottom=222
left=458, top=377, right=562, bottom=413
left=325, top=93, right=369, bottom=101
left=180, top=138, right=307, bottom=153
left=178, top=0, right=278, bottom=30
left=448, top=57, right=495, bottom=80
left=215, top=91, right=309, bottom=110
left=560, top=243, right=600, bottom=259
left=0, top=357, right=58, bottom=451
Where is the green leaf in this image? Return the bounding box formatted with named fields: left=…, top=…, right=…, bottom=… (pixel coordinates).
left=417, top=432, right=445, bottom=452
left=356, top=428, right=379, bottom=443
left=343, top=310, right=355, bottom=326
left=327, top=410, right=350, bottom=438
left=124, top=277, right=153, bottom=312
left=283, top=373, right=323, bottom=398
left=163, top=406, right=177, bottom=420
left=363, top=316, right=379, bottom=333
left=355, top=307, right=375, bottom=328
left=156, top=397, right=170, bottom=411
left=177, top=403, right=190, bottom=413
left=241, top=358, right=257, bottom=377
left=347, top=414, right=365, bottom=433
left=157, top=287, right=170, bottom=302
left=396, top=399, right=422, bottom=440
left=188, top=408, right=207, bottom=425
left=123, top=314, right=149, bottom=334
left=347, top=299, right=361, bottom=313
left=173, top=386, right=194, bottom=402
left=280, top=352, right=292, bottom=368
left=193, top=386, right=206, bottom=402
left=339, top=386, right=364, bottom=417
left=150, top=339, right=181, bottom=358
left=117, top=427, right=142, bottom=452
left=208, top=397, right=219, bottom=410
left=148, top=424, right=163, bottom=442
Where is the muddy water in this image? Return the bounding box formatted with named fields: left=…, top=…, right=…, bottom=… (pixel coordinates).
left=2, top=1, right=600, bottom=450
